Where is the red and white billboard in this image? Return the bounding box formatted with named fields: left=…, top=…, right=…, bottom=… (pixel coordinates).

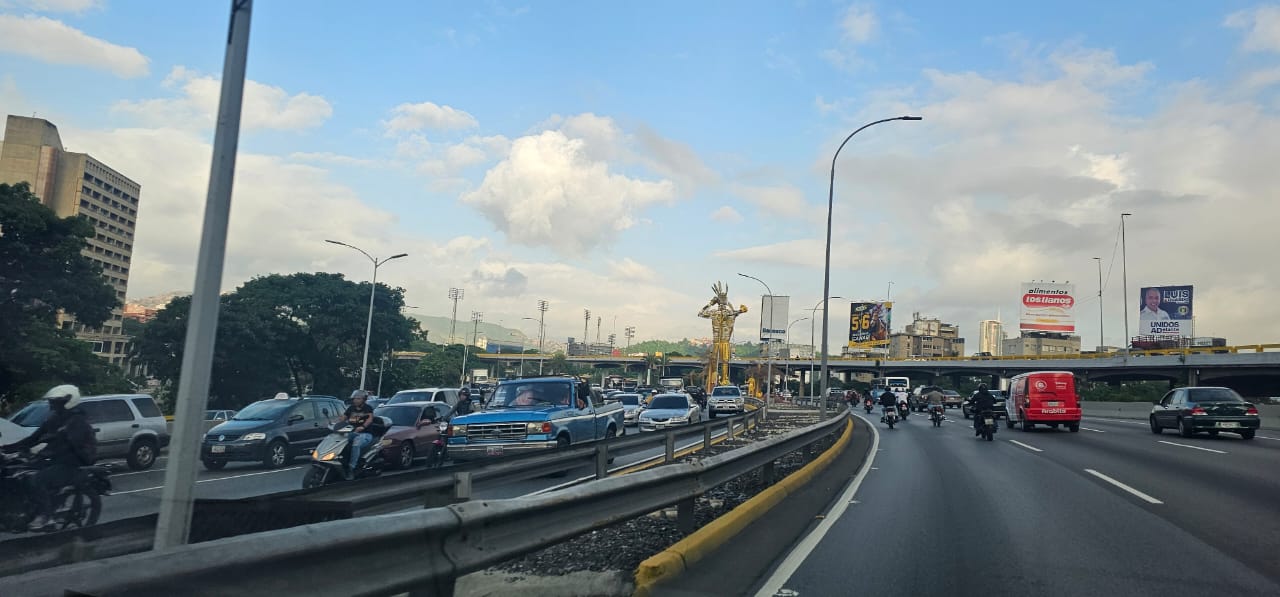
left=1019, top=283, right=1076, bottom=333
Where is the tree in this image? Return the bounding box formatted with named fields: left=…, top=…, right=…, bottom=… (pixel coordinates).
left=547, top=351, right=570, bottom=374
left=132, top=272, right=420, bottom=409
left=0, top=183, right=128, bottom=408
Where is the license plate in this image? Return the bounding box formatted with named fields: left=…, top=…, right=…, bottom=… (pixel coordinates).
left=984, top=418, right=995, bottom=426
left=1046, top=401, right=1062, bottom=407
left=1217, top=422, right=1240, bottom=429
left=211, top=445, right=226, bottom=453
left=485, top=446, right=504, bottom=456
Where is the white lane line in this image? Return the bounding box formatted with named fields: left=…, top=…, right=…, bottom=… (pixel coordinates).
left=112, top=466, right=304, bottom=495
left=1008, top=440, right=1043, bottom=453
left=1079, top=427, right=1105, bottom=433
left=1084, top=468, right=1163, bottom=505
left=110, top=468, right=167, bottom=478
left=1256, top=435, right=1280, bottom=441
left=754, top=413, right=879, bottom=597
left=1086, top=417, right=1147, bottom=426
left=1158, top=440, right=1227, bottom=454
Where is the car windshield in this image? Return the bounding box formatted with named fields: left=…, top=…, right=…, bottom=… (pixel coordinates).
left=1189, top=388, right=1245, bottom=403
left=712, top=387, right=740, bottom=396
left=616, top=394, right=641, bottom=405
left=10, top=401, right=50, bottom=427
left=375, top=405, right=423, bottom=427
left=488, top=381, right=573, bottom=408
left=387, top=391, right=433, bottom=404
left=231, top=400, right=293, bottom=421
left=649, top=395, right=689, bottom=410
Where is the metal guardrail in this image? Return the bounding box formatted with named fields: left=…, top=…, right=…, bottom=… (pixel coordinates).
left=0, top=407, right=766, bottom=578
left=1, top=408, right=848, bottom=597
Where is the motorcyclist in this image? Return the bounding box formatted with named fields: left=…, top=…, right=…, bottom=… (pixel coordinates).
left=1, top=385, right=97, bottom=531
left=456, top=387, right=473, bottom=415
left=341, top=390, right=376, bottom=479
left=878, top=387, right=898, bottom=422
left=895, top=389, right=910, bottom=419
left=971, top=384, right=996, bottom=436
left=925, top=386, right=945, bottom=415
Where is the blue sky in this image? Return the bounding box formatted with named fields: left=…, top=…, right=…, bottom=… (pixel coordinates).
left=2, top=0, right=1279, bottom=349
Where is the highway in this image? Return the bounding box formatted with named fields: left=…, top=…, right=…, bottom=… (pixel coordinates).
left=748, top=412, right=1280, bottom=597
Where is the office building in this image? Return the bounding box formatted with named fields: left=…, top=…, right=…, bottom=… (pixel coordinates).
left=1, top=115, right=141, bottom=366
left=887, top=313, right=966, bottom=359
left=1003, top=334, right=1082, bottom=356
left=978, top=319, right=1005, bottom=356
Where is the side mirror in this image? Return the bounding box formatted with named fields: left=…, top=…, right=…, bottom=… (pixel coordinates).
left=288, top=414, right=304, bottom=423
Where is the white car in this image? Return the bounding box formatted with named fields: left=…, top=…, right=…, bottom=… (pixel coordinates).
left=707, top=386, right=745, bottom=416
left=638, top=394, right=701, bottom=431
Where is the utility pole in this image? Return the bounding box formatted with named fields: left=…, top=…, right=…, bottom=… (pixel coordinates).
left=596, top=316, right=602, bottom=344
left=583, top=309, right=591, bottom=348
left=460, top=311, right=482, bottom=386
left=1121, top=213, right=1132, bottom=356
left=537, top=299, right=549, bottom=374
left=624, top=326, right=635, bottom=351
left=1093, top=257, right=1104, bottom=350
left=448, top=287, right=464, bottom=344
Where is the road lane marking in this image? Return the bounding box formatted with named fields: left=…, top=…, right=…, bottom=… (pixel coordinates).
left=112, top=466, right=304, bottom=495
left=1158, top=440, right=1227, bottom=454
left=1256, top=435, right=1280, bottom=441
left=1008, top=440, right=1043, bottom=452
left=1086, top=417, right=1146, bottom=426
left=754, top=413, right=879, bottom=597
left=1084, top=469, right=1163, bottom=504
left=1079, top=427, right=1105, bottom=433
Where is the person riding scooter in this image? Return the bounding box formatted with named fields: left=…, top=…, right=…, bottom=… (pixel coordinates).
left=0, top=385, right=97, bottom=531
left=971, top=384, right=996, bottom=436
left=341, top=390, right=377, bottom=479
left=879, top=388, right=898, bottom=423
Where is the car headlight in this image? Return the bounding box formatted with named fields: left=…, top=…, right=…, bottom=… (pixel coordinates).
left=526, top=422, right=552, bottom=434
left=241, top=432, right=266, bottom=441
left=449, top=425, right=467, bottom=436
left=671, top=416, right=689, bottom=423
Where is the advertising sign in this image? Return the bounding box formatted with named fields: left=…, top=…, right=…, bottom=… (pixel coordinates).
left=759, top=295, right=790, bottom=342
left=1138, top=285, right=1193, bottom=337
left=848, top=301, right=893, bottom=347
left=1019, top=283, right=1076, bottom=333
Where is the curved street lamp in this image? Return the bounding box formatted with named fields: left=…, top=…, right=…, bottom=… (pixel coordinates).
left=809, top=296, right=841, bottom=399
left=820, top=116, right=921, bottom=417
left=738, top=272, right=776, bottom=407
left=784, top=316, right=809, bottom=399
left=325, top=239, right=407, bottom=391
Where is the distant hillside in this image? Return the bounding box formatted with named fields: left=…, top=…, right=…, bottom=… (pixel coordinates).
left=129, top=291, right=188, bottom=309
left=409, top=314, right=533, bottom=346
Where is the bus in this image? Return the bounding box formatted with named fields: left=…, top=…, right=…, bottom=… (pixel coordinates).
left=870, top=377, right=910, bottom=394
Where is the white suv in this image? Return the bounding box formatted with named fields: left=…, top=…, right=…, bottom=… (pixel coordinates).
left=7, top=394, right=170, bottom=470
left=707, top=386, right=745, bottom=417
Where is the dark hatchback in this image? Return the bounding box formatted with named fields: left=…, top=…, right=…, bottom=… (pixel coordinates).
left=1151, top=386, right=1261, bottom=440
left=202, top=395, right=346, bottom=469
left=963, top=390, right=1007, bottom=419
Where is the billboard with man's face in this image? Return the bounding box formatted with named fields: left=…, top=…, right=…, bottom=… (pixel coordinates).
left=1019, top=283, right=1076, bottom=333
left=848, top=301, right=892, bottom=348
left=1138, top=285, right=1193, bottom=337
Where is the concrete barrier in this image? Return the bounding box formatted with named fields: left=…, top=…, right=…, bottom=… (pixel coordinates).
left=1083, top=401, right=1278, bottom=429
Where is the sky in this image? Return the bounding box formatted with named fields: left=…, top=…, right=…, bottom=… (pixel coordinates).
left=2, top=0, right=1279, bottom=351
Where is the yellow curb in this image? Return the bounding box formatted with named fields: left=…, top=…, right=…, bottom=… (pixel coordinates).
left=632, top=418, right=854, bottom=597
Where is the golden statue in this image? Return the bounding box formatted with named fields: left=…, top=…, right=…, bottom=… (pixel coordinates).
left=698, top=282, right=748, bottom=392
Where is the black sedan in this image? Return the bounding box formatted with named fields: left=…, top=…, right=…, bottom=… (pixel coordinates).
left=963, top=390, right=1007, bottom=419
left=1151, top=386, right=1261, bottom=440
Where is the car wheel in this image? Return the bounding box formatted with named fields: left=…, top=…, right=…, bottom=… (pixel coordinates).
left=1149, top=416, right=1162, bottom=434
left=1178, top=418, right=1194, bottom=438
left=302, top=465, right=328, bottom=488
left=202, top=459, right=227, bottom=471
left=964, top=412, right=971, bottom=419
left=263, top=440, right=289, bottom=469
left=1022, top=418, right=1033, bottom=432
left=1207, top=430, right=1219, bottom=437
left=1240, top=429, right=1256, bottom=440
left=1004, top=418, right=1014, bottom=430
left=396, top=442, right=415, bottom=469
left=126, top=438, right=157, bottom=471
left=1068, top=424, right=1080, bottom=433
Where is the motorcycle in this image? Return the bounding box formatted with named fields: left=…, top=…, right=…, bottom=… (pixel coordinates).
left=864, top=398, right=874, bottom=414
left=0, top=451, right=111, bottom=533
left=302, top=420, right=390, bottom=488
left=930, top=404, right=945, bottom=427
left=424, top=418, right=449, bottom=469
left=897, top=400, right=910, bottom=422
left=881, top=405, right=898, bottom=429
left=976, top=410, right=997, bottom=441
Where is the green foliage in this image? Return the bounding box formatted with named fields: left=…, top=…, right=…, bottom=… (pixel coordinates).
left=408, top=344, right=465, bottom=388
left=0, top=183, right=128, bottom=407
left=627, top=339, right=708, bottom=357
left=1080, top=381, right=1170, bottom=402
left=132, top=272, right=420, bottom=410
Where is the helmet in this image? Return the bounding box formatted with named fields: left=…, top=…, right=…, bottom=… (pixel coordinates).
left=350, top=390, right=368, bottom=401
left=977, top=384, right=989, bottom=392
left=43, top=384, right=82, bottom=409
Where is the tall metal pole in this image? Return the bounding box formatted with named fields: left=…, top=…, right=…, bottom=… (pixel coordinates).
left=807, top=296, right=840, bottom=400
left=821, top=116, right=921, bottom=419
left=537, top=299, right=548, bottom=374
left=1093, top=257, right=1104, bottom=350
left=448, top=288, right=464, bottom=344
left=155, top=0, right=252, bottom=550
left=461, top=311, right=482, bottom=385
left=786, top=317, right=808, bottom=399
left=1121, top=213, right=1132, bottom=356
left=738, top=273, right=774, bottom=409
left=326, top=241, right=406, bottom=390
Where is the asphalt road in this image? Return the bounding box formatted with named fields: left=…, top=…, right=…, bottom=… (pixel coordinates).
left=753, top=411, right=1280, bottom=597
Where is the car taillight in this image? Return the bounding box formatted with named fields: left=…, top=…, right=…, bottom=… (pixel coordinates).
left=1246, top=407, right=1259, bottom=416
left=1190, top=406, right=1207, bottom=415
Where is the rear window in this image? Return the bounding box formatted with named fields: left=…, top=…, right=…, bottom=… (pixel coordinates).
left=616, top=394, right=640, bottom=405
left=131, top=397, right=162, bottom=418
left=649, top=395, right=690, bottom=410
left=1188, top=388, right=1244, bottom=403
left=387, top=391, right=434, bottom=404
left=712, top=387, right=740, bottom=396
left=83, top=399, right=134, bottom=423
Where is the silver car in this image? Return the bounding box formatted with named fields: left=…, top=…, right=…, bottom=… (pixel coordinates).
left=639, top=394, right=702, bottom=431
left=615, top=393, right=644, bottom=426
left=8, top=394, right=170, bottom=470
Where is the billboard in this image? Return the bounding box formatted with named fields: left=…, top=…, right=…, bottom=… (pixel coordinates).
left=759, top=295, right=790, bottom=342
left=848, top=301, right=893, bottom=347
left=1138, top=285, right=1193, bottom=338
left=1019, top=283, right=1076, bottom=333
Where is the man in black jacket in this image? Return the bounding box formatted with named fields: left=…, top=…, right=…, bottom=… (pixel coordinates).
left=2, top=385, right=97, bottom=531
left=971, top=384, right=996, bottom=436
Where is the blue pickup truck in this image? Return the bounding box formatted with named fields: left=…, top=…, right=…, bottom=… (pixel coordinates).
left=446, top=377, right=625, bottom=461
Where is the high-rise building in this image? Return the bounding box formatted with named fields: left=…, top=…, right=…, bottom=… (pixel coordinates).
left=978, top=319, right=1005, bottom=355
left=887, top=313, right=965, bottom=359
left=1, top=115, right=141, bottom=366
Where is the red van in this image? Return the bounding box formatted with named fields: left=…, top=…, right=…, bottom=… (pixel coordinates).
left=1006, top=371, right=1080, bottom=432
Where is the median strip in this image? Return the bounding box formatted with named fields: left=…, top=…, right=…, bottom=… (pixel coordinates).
left=1084, top=468, right=1163, bottom=504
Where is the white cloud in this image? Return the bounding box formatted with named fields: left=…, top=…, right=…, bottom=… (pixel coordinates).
left=385, top=101, right=479, bottom=133
left=414, top=134, right=511, bottom=177
left=1225, top=5, right=1280, bottom=53
left=467, top=264, right=529, bottom=295
left=0, top=14, right=148, bottom=78
left=710, top=205, right=743, bottom=223
left=733, top=183, right=809, bottom=216
left=460, top=116, right=680, bottom=255
left=289, top=151, right=377, bottom=167
left=0, top=0, right=101, bottom=12
left=839, top=4, right=878, bottom=43
left=608, top=258, right=657, bottom=283
left=112, top=66, right=332, bottom=131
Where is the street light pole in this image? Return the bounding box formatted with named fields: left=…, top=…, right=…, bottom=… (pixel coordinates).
left=520, top=316, right=539, bottom=377
left=461, top=311, right=482, bottom=386
left=821, top=116, right=921, bottom=419
left=738, top=272, right=775, bottom=409
left=1093, top=257, right=1104, bottom=351
left=808, top=296, right=841, bottom=400
left=786, top=317, right=809, bottom=399
left=448, top=288, right=464, bottom=344
left=1121, top=213, right=1132, bottom=356
left=325, top=240, right=407, bottom=391
left=537, top=299, right=549, bottom=374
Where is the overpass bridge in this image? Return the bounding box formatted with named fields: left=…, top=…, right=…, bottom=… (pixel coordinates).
left=473, top=344, right=1280, bottom=395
